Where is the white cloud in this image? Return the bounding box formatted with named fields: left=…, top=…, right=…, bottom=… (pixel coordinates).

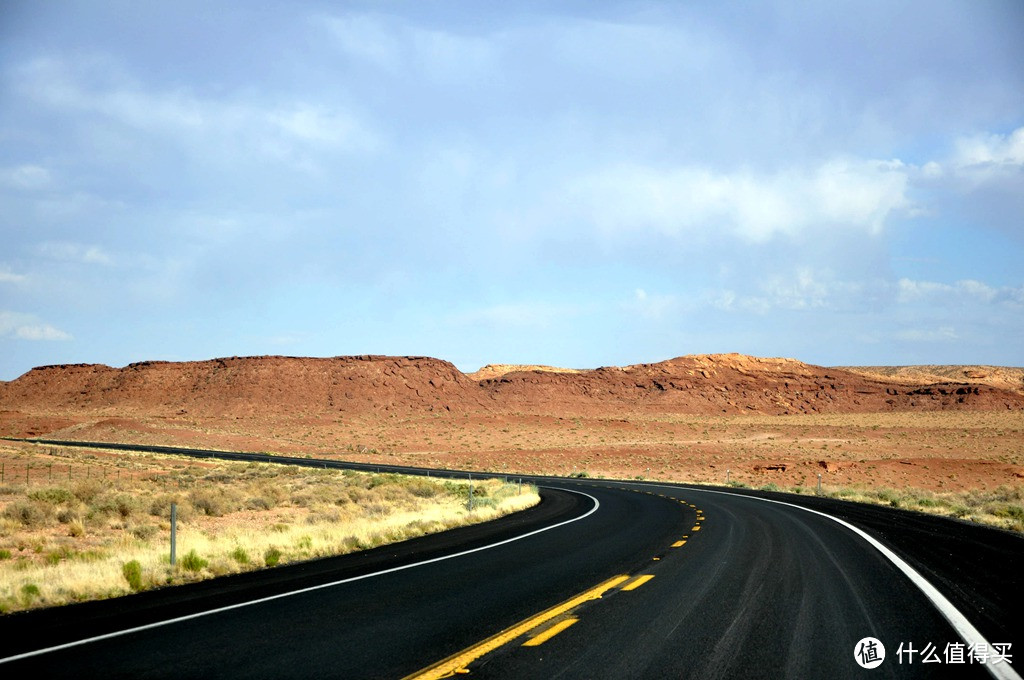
left=628, top=288, right=678, bottom=320
left=15, top=56, right=378, bottom=161
left=449, top=302, right=577, bottom=329
left=894, top=327, right=959, bottom=343
left=318, top=13, right=496, bottom=82
left=318, top=14, right=405, bottom=72
left=760, top=269, right=831, bottom=310
left=17, top=56, right=204, bottom=132
left=1, top=165, right=52, bottom=190
left=564, top=158, right=909, bottom=242
left=913, top=127, right=1024, bottom=213
left=954, top=127, right=1024, bottom=167
left=895, top=278, right=1018, bottom=305
left=0, top=311, right=72, bottom=341
left=268, top=104, right=378, bottom=151
left=36, top=241, right=114, bottom=266
left=0, top=268, right=27, bottom=284
left=708, top=268, right=853, bottom=314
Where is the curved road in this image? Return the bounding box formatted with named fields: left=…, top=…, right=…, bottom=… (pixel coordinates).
left=0, top=440, right=1020, bottom=679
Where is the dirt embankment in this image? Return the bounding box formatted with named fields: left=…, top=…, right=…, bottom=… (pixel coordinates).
left=2, top=354, right=1022, bottom=427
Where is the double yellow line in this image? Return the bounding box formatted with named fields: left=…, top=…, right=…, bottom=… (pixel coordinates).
left=404, top=574, right=631, bottom=679
left=407, top=489, right=704, bottom=679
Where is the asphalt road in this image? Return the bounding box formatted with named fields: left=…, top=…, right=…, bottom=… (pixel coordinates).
left=1, top=440, right=1020, bottom=679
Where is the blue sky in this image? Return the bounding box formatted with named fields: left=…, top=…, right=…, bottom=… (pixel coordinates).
left=2, top=1, right=1022, bottom=380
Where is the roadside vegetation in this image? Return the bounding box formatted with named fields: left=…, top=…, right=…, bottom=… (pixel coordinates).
left=823, top=484, right=1024, bottom=532
left=727, top=479, right=1024, bottom=533
left=0, top=443, right=538, bottom=614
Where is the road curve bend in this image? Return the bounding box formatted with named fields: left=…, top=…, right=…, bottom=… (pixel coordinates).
left=0, top=440, right=1019, bottom=679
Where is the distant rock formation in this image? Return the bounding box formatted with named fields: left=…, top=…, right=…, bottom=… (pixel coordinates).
left=2, top=353, right=1022, bottom=420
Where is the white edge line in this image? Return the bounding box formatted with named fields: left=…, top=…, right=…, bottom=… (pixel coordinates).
left=675, top=486, right=1021, bottom=680
left=0, top=487, right=600, bottom=665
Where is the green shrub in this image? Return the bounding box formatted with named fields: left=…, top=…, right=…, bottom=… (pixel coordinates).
left=180, top=549, right=208, bottom=573
left=993, top=504, right=1024, bottom=520
left=148, top=494, right=190, bottom=521
left=4, top=501, right=51, bottom=527
left=875, top=489, right=903, bottom=508
left=404, top=479, right=440, bottom=498
left=245, top=496, right=273, bottom=511
left=230, top=546, right=250, bottom=564
left=45, top=549, right=72, bottom=565
left=90, top=493, right=140, bottom=520
left=71, top=480, right=104, bottom=504
left=264, top=546, right=282, bottom=567
left=130, top=524, right=159, bottom=541
left=28, top=487, right=76, bottom=505
left=122, top=560, right=143, bottom=591
left=189, top=488, right=240, bottom=516
left=0, top=549, right=11, bottom=560
left=20, top=583, right=40, bottom=604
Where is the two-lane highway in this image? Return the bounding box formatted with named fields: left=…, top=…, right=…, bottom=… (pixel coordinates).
left=0, top=441, right=1020, bottom=679
left=464, top=482, right=1007, bottom=679
left=0, top=479, right=689, bottom=678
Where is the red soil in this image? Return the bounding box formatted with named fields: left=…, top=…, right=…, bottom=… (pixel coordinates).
left=2, top=353, right=1022, bottom=493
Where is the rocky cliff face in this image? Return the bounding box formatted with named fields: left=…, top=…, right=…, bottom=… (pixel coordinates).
left=0, top=355, right=488, bottom=416
left=478, top=354, right=1024, bottom=414
left=2, top=353, right=1021, bottom=418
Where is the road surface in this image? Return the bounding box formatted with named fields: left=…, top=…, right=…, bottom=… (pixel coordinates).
left=0, top=440, right=1019, bottom=678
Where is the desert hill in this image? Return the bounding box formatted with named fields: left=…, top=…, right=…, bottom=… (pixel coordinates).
left=4, top=353, right=1022, bottom=495
left=2, top=354, right=1022, bottom=427
left=838, top=365, right=1024, bottom=396
left=474, top=353, right=1024, bottom=414
left=0, top=355, right=487, bottom=417
left=466, top=364, right=586, bottom=381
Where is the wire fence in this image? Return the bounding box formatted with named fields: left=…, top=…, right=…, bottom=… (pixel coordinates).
left=0, top=462, right=135, bottom=485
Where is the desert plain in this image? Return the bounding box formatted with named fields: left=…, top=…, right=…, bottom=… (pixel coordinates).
left=1, top=352, right=1021, bottom=504
left=1, top=352, right=1022, bottom=611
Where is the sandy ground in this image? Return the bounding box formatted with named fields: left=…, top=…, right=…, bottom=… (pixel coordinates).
left=6, top=409, right=1021, bottom=494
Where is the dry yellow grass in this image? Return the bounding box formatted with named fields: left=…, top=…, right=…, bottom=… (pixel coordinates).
left=0, top=443, right=538, bottom=613
left=713, top=478, right=1024, bottom=532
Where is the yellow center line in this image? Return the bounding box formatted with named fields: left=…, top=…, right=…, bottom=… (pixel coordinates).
left=692, top=525, right=701, bottom=531
left=621, top=574, right=655, bottom=591
left=671, top=540, right=686, bottom=547
left=403, top=574, right=629, bottom=680
left=522, top=618, right=579, bottom=647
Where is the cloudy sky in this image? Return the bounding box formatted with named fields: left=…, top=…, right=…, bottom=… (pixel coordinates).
left=2, top=1, right=1022, bottom=380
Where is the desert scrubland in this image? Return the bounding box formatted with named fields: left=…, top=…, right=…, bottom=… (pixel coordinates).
left=0, top=440, right=536, bottom=613
left=1, top=352, right=1022, bottom=612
